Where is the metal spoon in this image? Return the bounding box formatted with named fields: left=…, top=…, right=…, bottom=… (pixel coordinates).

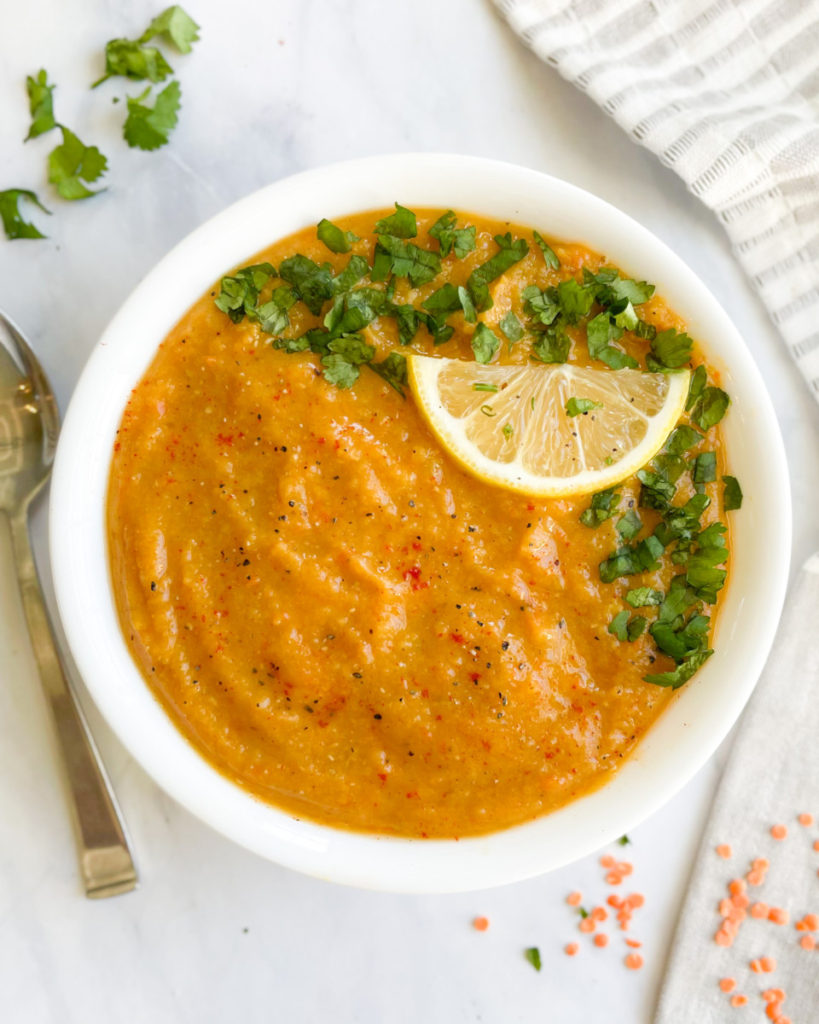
left=0, top=311, right=137, bottom=898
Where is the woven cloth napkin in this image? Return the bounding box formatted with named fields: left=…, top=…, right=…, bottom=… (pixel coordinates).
left=494, top=0, right=819, bottom=402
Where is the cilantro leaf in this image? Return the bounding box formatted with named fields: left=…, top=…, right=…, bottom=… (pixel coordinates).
left=214, top=263, right=276, bottom=322
left=368, top=352, right=408, bottom=396
left=499, top=311, right=524, bottom=345
left=616, top=508, right=642, bottom=539
left=586, top=313, right=638, bottom=370
left=332, top=254, right=369, bottom=294
left=692, top=451, right=716, bottom=484
left=321, top=335, right=375, bottom=389
left=421, top=312, right=454, bottom=346
left=531, top=324, right=570, bottom=364
left=580, top=488, right=620, bottom=527
left=457, top=286, right=477, bottom=324
left=626, top=587, right=663, bottom=608
left=584, top=268, right=655, bottom=309
left=471, top=323, right=500, bottom=365
left=422, top=283, right=461, bottom=316
left=467, top=233, right=528, bottom=311
left=521, top=285, right=560, bottom=327
left=374, top=203, right=417, bottom=239
left=556, top=278, right=595, bottom=324
left=653, top=453, right=687, bottom=484
left=429, top=210, right=476, bottom=258
left=279, top=254, right=335, bottom=315
left=25, top=69, right=56, bottom=140
left=256, top=286, right=297, bottom=334
left=644, top=649, right=712, bottom=689
left=647, top=328, right=693, bottom=372
left=609, top=610, right=646, bottom=642
left=47, top=126, right=108, bottom=200
left=375, top=235, right=440, bottom=287
left=533, top=230, right=559, bottom=269
left=723, top=475, right=743, bottom=510
left=139, top=5, right=200, bottom=53
left=93, top=39, right=174, bottom=88
left=666, top=425, right=703, bottom=455
left=316, top=218, right=358, bottom=254
left=686, top=364, right=707, bottom=411
left=0, top=189, right=50, bottom=240
left=566, top=397, right=603, bottom=417
left=691, top=386, right=730, bottom=431
left=123, top=80, right=181, bottom=150
left=524, top=947, right=542, bottom=972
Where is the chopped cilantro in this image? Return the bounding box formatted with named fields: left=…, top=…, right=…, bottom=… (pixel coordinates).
left=608, top=610, right=646, bottom=642
left=666, top=425, right=703, bottom=455
left=376, top=234, right=441, bottom=287
left=472, top=323, right=500, bottom=364
left=332, top=254, right=369, bottom=294
left=723, top=475, right=743, bottom=510
left=47, top=126, right=108, bottom=200
left=256, top=286, right=297, bottom=334
left=647, top=329, right=693, bottom=371
left=422, top=283, right=461, bottom=316
left=123, top=80, right=181, bottom=150
left=566, top=397, right=603, bottom=417
left=556, top=278, right=595, bottom=324
left=279, top=254, right=334, bottom=315
left=368, top=352, right=407, bottom=396
left=0, top=189, right=50, bottom=240
left=533, top=230, right=559, bottom=269
left=374, top=203, right=417, bottom=239
left=521, top=285, right=560, bottom=327
left=502, top=423, right=514, bottom=439
left=586, top=313, right=638, bottom=370
left=616, top=508, right=642, bottom=539
left=317, top=218, right=358, bottom=254
left=457, top=286, right=477, bottom=324
left=653, top=453, right=687, bottom=484
left=429, top=210, right=476, bottom=258
left=524, top=947, right=542, bottom=972
left=580, top=488, right=620, bottom=527
left=618, top=835, right=631, bottom=846
left=644, top=649, right=713, bottom=689
left=686, top=365, right=707, bottom=411
left=472, top=383, right=499, bottom=393
left=626, top=587, right=663, bottom=608
left=467, top=233, right=528, bottom=311
left=692, top=451, right=717, bottom=484
left=25, top=69, right=56, bottom=140
left=499, top=311, right=524, bottom=344
left=691, top=386, right=730, bottom=431
left=214, top=262, right=276, bottom=322
left=531, top=324, right=570, bottom=364
left=321, top=335, right=375, bottom=389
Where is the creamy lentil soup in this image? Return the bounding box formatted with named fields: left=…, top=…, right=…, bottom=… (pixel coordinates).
left=108, top=207, right=736, bottom=838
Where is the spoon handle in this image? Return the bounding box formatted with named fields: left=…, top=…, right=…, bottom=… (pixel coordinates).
left=8, top=510, right=138, bottom=898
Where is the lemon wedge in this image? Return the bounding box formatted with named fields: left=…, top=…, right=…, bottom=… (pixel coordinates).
left=407, top=355, right=690, bottom=498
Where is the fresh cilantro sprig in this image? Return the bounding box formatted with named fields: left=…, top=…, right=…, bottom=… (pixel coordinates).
left=47, top=126, right=108, bottom=200
left=429, top=210, right=476, bottom=259
left=93, top=5, right=199, bottom=87
left=566, top=397, right=603, bottom=416
left=123, top=80, right=181, bottom=150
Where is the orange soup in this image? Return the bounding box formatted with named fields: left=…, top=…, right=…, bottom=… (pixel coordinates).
left=108, top=207, right=736, bottom=837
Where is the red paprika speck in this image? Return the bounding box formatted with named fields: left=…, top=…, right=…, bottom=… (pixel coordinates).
left=404, top=566, right=422, bottom=581
left=450, top=633, right=465, bottom=644
left=216, top=433, right=234, bottom=446
left=412, top=541, right=423, bottom=551
left=377, top=773, right=387, bottom=783
left=470, top=672, right=481, bottom=683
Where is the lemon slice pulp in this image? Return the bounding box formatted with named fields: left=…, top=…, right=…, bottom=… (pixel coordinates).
left=407, top=356, right=690, bottom=498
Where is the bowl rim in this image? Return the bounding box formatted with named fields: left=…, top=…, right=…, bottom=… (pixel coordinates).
left=49, top=153, right=792, bottom=892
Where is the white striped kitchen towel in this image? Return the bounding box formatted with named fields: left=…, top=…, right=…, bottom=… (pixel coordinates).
left=494, top=0, right=819, bottom=400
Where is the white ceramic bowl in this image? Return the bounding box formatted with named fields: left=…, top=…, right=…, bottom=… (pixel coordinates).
left=50, top=154, right=791, bottom=892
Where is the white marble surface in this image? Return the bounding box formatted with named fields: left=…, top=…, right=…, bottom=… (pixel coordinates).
left=1, top=2, right=817, bottom=1021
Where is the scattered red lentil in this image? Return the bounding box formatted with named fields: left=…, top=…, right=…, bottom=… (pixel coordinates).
left=768, top=907, right=789, bottom=925
left=566, top=891, right=582, bottom=907
left=750, top=956, right=776, bottom=973
left=579, top=917, right=596, bottom=934
left=590, top=906, right=608, bottom=922
left=730, top=994, right=748, bottom=1008
left=813, top=839, right=819, bottom=853
left=472, top=916, right=489, bottom=932
left=593, top=933, right=609, bottom=948
left=564, top=942, right=579, bottom=956
left=799, top=934, right=816, bottom=950
left=770, top=824, right=788, bottom=840
left=796, top=912, right=819, bottom=931
left=798, top=812, right=814, bottom=826
left=719, top=977, right=736, bottom=993
left=624, top=953, right=643, bottom=970
left=717, top=844, right=733, bottom=859
left=751, top=902, right=770, bottom=919
left=625, top=938, right=642, bottom=949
